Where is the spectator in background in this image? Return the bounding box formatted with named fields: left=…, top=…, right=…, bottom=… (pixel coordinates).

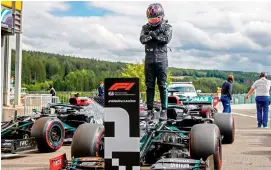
left=98, top=82, right=104, bottom=98
left=245, top=72, right=271, bottom=128
left=49, top=85, right=56, bottom=103
left=49, top=85, right=56, bottom=96
left=221, top=75, right=234, bottom=113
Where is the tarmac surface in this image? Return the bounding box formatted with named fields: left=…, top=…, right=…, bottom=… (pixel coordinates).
left=2, top=109, right=271, bottom=170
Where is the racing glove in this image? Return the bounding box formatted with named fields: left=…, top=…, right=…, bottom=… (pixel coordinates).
left=142, top=36, right=152, bottom=44
left=149, top=31, right=157, bottom=39
left=140, top=25, right=153, bottom=44
left=156, top=24, right=173, bottom=44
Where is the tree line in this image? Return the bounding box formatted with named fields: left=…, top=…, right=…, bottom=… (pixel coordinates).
left=10, top=50, right=260, bottom=93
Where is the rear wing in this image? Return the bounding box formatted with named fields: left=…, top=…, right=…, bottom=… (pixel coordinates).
left=182, top=96, right=213, bottom=105
left=168, top=89, right=214, bottom=105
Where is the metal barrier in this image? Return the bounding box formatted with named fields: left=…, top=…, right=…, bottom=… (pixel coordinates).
left=232, top=93, right=256, bottom=105
left=24, top=95, right=59, bottom=115
left=28, top=91, right=159, bottom=104
left=25, top=91, right=266, bottom=105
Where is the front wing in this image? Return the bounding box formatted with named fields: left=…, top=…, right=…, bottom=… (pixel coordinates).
left=50, top=154, right=104, bottom=170
left=150, top=155, right=215, bottom=170
left=1, top=137, right=37, bottom=158
left=50, top=154, right=214, bottom=170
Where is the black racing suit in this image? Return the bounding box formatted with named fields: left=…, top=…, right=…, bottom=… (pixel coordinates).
left=139, top=20, right=173, bottom=111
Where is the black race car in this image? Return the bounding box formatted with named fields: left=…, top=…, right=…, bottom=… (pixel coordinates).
left=50, top=121, right=217, bottom=170
left=50, top=96, right=234, bottom=170
left=166, top=93, right=235, bottom=145
left=1, top=97, right=102, bottom=158
left=1, top=113, right=65, bottom=158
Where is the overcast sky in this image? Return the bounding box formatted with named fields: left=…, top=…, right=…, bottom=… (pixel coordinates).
left=13, top=1, right=271, bottom=72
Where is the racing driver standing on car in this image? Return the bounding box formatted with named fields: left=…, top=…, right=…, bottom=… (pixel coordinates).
left=140, top=3, right=172, bottom=121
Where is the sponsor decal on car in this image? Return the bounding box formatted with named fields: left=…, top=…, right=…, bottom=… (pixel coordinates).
left=170, top=163, right=189, bottom=169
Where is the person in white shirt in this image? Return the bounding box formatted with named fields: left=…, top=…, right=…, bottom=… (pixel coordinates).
left=245, top=72, right=271, bottom=128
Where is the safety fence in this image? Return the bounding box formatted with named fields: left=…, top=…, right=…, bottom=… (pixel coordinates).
left=24, top=95, right=59, bottom=115
left=26, top=91, right=159, bottom=104
left=26, top=91, right=258, bottom=105
left=232, top=93, right=256, bottom=105
left=21, top=92, right=261, bottom=116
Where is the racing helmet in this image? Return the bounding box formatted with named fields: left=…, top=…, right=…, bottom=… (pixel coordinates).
left=146, top=3, right=164, bottom=27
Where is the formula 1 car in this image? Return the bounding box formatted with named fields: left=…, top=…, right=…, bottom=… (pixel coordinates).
left=143, top=90, right=234, bottom=145
left=50, top=120, right=218, bottom=170
left=42, top=103, right=102, bottom=142
left=1, top=97, right=101, bottom=158
left=50, top=98, right=234, bottom=170
left=1, top=114, right=65, bottom=158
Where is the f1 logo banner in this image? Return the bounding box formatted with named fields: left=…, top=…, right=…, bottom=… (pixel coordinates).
left=108, top=82, right=135, bottom=91
left=104, top=78, right=140, bottom=170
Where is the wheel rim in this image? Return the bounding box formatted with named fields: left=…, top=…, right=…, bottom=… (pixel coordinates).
left=49, top=125, right=62, bottom=143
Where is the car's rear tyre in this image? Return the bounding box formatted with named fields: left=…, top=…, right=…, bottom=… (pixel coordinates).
left=71, top=123, right=104, bottom=158
left=214, top=114, right=235, bottom=144
left=190, top=124, right=222, bottom=170
left=31, top=117, right=65, bottom=153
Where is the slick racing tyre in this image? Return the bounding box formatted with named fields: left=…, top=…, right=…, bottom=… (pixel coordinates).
left=71, top=123, right=104, bottom=158
left=214, top=114, right=235, bottom=144
left=31, top=117, right=65, bottom=153
left=190, top=124, right=222, bottom=170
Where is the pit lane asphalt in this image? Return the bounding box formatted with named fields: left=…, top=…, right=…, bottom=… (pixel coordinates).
left=2, top=109, right=271, bottom=170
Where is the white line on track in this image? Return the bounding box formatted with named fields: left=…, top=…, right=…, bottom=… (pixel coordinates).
left=232, top=112, right=271, bottom=121
left=235, top=129, right=271, bottom=132
left=232, top=112, right=257, bottom=119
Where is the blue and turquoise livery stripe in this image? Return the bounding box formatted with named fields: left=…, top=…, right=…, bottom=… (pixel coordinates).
left=193, top=160, right=201, bottom=169
left=72, top=157, right=79, bottom=168
left=1, top=122, right=34, bottom=136
left=62, top=122, right=76, bottom=131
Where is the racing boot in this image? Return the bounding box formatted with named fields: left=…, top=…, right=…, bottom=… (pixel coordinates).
left=158, top=85, right=168, bottom=121
left=159, top=110, right=167, bottom=121
left=145, top=110, right=154, bottom=121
